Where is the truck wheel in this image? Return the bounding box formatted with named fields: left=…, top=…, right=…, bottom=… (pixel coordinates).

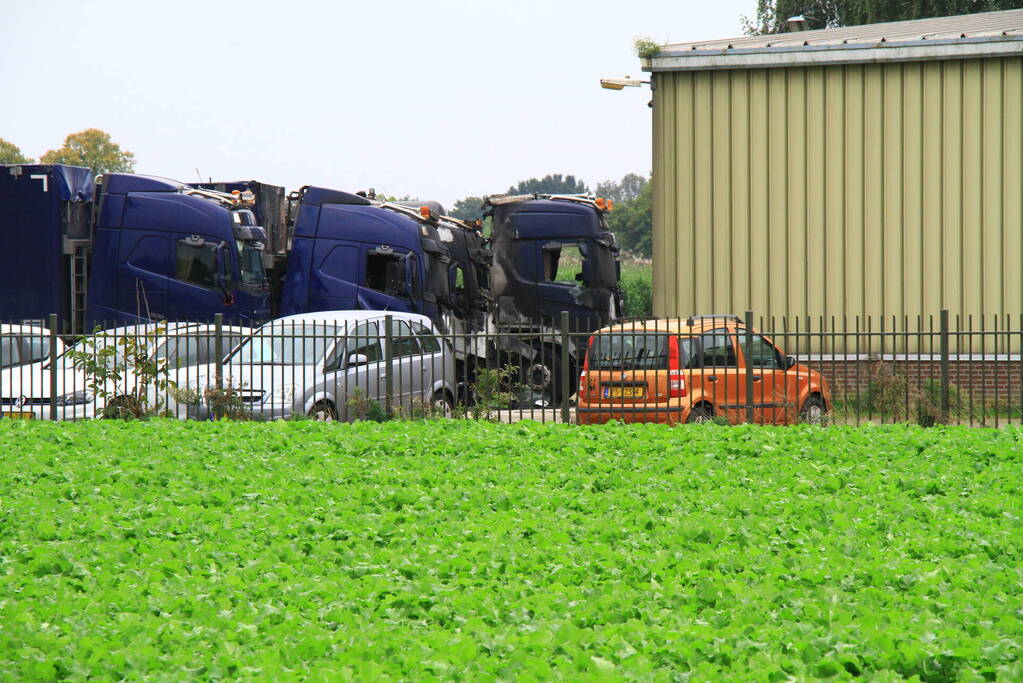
left=521, top=345, right=569, bottom=408
left=799, top=395, right=828, bottom=425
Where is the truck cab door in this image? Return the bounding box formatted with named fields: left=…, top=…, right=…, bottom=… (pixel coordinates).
left=167, top=236, right=235, bottom=322
left=536, top=241, right=598, bottom=330
left=117, top=233, right=169, bottom=324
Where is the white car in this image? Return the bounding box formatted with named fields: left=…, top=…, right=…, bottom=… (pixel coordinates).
left=0, top=322, right=252, bottom=420
left=190, top=310, right=458, bottom=421
left=0, top=324, right=66, bottom=370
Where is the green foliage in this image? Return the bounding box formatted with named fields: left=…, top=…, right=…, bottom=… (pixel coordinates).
left=448, top=196, right=486, bottom=222
left=619, top=265, right=653, bottom=317
left=743, top=0, right=1023, bottom=35
left=0, top=138, right=32, bottom=164
left=634, top=37, right=661, bottom=58
left=468, top=363, right=517, bottom=420
left=595, top=173, right=646, bottom=206
left=842, top=363, right=967, bottom=426
left=66, top=326, right=174, bottom=419
left=507, top=173, right=588, bottom=196
left=604, top=177, right=652, bottom=258
left=39, top=128, right=135, bottom=175
left=1, top=420, right=1022, bottom=679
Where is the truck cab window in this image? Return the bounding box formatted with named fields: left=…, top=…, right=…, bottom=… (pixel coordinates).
left=176, top=240, right=218, bottom=289
left=365, top=252, right=405, bottom=297
left=236, top=241, right=265, bottom=285
left=543, top=243, right=584, bottom=284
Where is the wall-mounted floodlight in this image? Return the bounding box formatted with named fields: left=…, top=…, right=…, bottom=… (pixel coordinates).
left=600, top=76, right=650, bottom=90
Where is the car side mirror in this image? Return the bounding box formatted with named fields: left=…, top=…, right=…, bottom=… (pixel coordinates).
left=347, top=353, right=369, bottom=367
left=786, top=355, right=797, bottom=370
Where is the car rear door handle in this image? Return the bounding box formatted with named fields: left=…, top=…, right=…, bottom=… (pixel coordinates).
left=752, top=375, right=762, bottom=381
left=707, top=376, right=718, bottom=382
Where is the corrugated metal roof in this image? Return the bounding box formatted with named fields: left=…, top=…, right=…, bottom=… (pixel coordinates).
left=646, top=8, right=1023, bottom=71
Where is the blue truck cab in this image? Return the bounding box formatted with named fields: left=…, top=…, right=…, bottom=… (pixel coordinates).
left=88, top=174, right=271, bottom=328
left=279, top=186, right=450, bottom=322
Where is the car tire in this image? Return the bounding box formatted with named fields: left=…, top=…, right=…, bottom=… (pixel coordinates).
left=431, top=391, right=454, bottom=418
left=686, top=403, right=713, bottom=424
left=309, top=400, right=337, bottom=422
left=799, top=395, right=828, bottom=425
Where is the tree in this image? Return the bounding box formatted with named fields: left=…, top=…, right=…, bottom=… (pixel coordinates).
left=744, top=0, right=1023, bottom=35
left=605, top=177, right=653, bottom=258
left=0, top=138, right=32, bottom=164
left=40, top=128, right=135, bottom=175
left=507, top=174, right=588, bottom=196
left=449, top=196, right=487, bottom=222
left=595, top=173, right=648, bottom=205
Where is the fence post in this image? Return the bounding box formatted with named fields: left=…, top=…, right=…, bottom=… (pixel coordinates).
left=384, top=314, right=394, bottom=416
left=744, top=310, right=754, bottom=424
left=213, top=313, right=224, bottom=420
left=560, top=311, right=571, bottom=424
left=48, top=313, right=58, bottom=422
left=940, top=309, right=950, bottom=418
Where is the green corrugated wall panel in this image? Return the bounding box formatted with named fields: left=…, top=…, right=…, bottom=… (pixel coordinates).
left=652, top=57, right=1023, bottom=331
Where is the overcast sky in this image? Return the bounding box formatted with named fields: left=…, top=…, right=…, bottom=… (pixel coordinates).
left=5, top=0, right=749, bottom=208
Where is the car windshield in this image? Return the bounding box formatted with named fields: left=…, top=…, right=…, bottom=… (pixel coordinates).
left=588, top=332, right=673, bottom=370
left=229, top=324, right=335, bottom=365
left=236, top=240, right=265, bottom=285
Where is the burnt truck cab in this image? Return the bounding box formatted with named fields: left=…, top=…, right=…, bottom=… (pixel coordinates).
left=278, top=186, right=450, bottom=322
left=88, top=174, right=271, bottom=328
left=484, top=194, right=623, bottom=405
left=487, top=194, right=621, bottom=334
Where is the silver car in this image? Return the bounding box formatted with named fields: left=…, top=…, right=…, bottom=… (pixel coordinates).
left=204, top=310, right=458, bottom=420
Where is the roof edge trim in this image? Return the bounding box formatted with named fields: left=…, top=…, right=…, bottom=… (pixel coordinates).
left=644, top=36, right=1023, bottom=71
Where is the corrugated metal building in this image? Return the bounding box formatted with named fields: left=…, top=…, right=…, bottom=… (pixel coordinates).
left=643, top=9, right=1023, bottom=322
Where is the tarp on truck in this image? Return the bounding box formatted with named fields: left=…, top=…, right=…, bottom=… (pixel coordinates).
left=0, top=164, right=94, bottom=326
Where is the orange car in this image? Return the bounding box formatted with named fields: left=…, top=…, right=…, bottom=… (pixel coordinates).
left=576, top=315, right=830, bottom=425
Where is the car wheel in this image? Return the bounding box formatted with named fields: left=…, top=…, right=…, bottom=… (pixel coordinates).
left=686, top=403, right=713, bottom=424
left=431, top=391, right=454, bottom=418
left=309, top=400, right=337, bottom=422
left=800, top=395, right=828, bottom=425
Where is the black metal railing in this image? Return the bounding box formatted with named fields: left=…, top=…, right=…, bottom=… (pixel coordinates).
left=1, top=310, right=1019, bottom=426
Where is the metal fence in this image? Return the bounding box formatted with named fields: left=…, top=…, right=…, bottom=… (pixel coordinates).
left=1, top=311, right=1020, bottom=427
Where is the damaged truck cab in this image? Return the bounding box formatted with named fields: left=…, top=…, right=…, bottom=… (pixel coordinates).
left=488, top=194, right=620, bottom=331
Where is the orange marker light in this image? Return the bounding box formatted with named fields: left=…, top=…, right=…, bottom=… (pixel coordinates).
left=420, top=206, right=432, bottom=219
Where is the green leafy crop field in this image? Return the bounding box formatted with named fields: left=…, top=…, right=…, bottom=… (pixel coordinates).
left=1, top=421, right=1021, bottom=680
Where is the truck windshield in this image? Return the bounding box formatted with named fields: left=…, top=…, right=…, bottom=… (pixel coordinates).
left=236, top=241, right=265, bottom=285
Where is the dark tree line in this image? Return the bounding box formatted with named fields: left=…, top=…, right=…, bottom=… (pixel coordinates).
left=745, top=0, right=1023, bottom=34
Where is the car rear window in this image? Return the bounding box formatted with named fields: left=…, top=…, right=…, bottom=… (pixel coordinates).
left=588, top=332, right=673, bottom=370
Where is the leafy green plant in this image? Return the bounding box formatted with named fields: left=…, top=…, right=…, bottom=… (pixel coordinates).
left=66, top=325, right=174, bottom=419
left=634, top=36, right=660, bottom=59
left=469, top=363, right=517, bottom=421
left=1, top=420, right=1021, bottom=679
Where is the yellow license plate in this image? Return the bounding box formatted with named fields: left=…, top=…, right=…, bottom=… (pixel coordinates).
left=604, top=386, right=645, bottom=399
left=3, top=412, right=34, bottom=420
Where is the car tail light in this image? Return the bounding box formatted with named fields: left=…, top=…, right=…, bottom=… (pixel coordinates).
left=669, top=370, right=686, bottom=398
left=668, top=336, right=686, bottom=397
left=579, top=336, right=594, bottom=397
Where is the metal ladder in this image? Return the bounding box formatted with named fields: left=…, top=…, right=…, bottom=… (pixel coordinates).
left=65, top=239, right=91, bottom=335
